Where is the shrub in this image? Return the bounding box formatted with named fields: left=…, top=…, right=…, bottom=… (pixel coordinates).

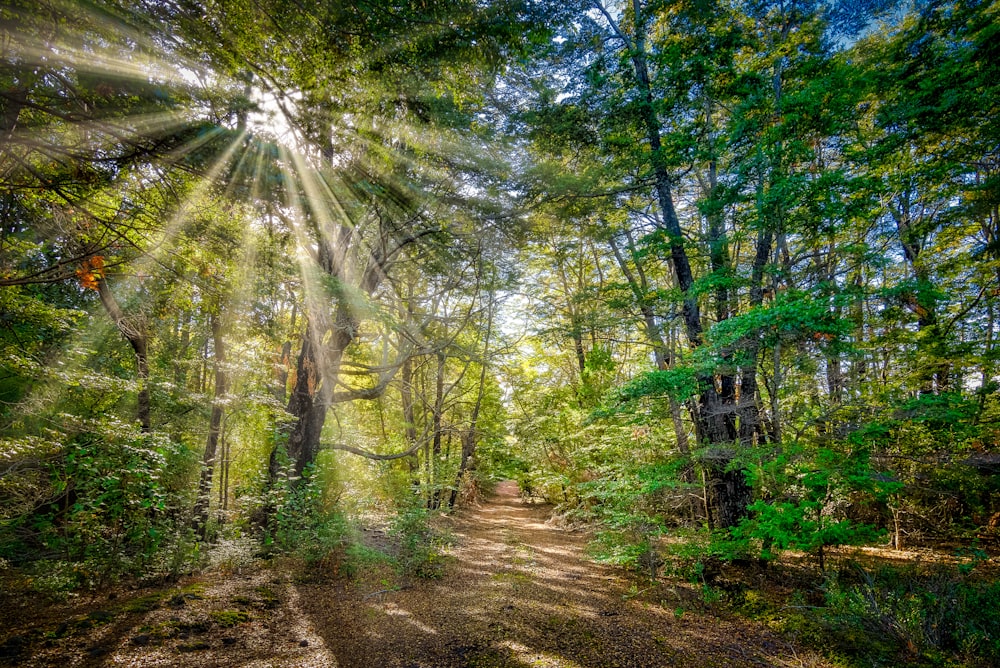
left=261, top=463, right=350, bottom=563
left=738, top=444, right=899, bottom=570
left=588, top=528, right=662, bottom=578
left=389, top=503, right=449, bottom=578
left=820, top=564, right=1000, bottom=666
left=0, top=420, right=195, bottom=589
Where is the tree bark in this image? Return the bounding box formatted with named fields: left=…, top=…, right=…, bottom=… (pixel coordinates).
left=891, top=195, right=950, bottom=394
left=270, top=208, right=429, bottom=482
left=614, top=0, right=748, bottom=527
left=194, top=312, right=226, bottom=537
left=97, top=276, right=150, bottom=432
left=429, top=350, right=446, bottom=509
left=736, top=226, right=773, bottom=446
left=609, top=217, right=701, bottom=520
left=273, top=309, right=354, bottom=481
left=400, top=350, right=420, bottom=478
left=450, top=290, right=495, bottom=508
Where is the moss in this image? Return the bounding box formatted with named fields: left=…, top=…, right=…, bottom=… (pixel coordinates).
left=210, top=609, right=252, bottom=627
left=253, top=584, right=281, bottom=609
left=167, top=591, right=204, bottom=607
left=151, top=617, right=212, bottom=638
left=177, top=640, right=211, bottom=652
left=87, top=609, right=114, bottom=624
left=121, top=593, right=162, bottom=614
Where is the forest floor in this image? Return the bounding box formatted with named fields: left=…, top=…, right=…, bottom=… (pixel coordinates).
left=296, top=480, right=833, bottom=668
left=0, top=482, right=873, bottom=667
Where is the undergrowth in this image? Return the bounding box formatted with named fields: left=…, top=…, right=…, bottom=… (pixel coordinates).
left=587, top=514, right=999, bottom=666
left=389, top=503, right=451, bottom=579
left=722, top=558, right=1000, bottom=667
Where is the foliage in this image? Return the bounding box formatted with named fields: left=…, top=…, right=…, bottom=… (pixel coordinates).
left=389, top=502, right=450, bottom=579
left=261, top=464, right=350, bottom=563
left=0, top=418, right=199, bottom=588
left=588, top=528, right=662, bottom=577
left=738, top=443, right=900, bottom=568
left=819, top=564, right=1000, bottom=666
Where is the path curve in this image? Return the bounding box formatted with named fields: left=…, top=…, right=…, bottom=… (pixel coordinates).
left=299, top=481, right=831, bottom=668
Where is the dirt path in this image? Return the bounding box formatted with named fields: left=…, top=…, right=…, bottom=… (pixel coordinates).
left=299, top=481, right=832, bottom=668
left=0, top=483, right=834, bottom=667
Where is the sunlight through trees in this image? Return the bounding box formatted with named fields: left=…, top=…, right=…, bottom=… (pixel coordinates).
left=1, top=1, right=999, bottom=664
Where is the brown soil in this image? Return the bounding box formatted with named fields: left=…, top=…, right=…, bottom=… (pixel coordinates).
left=298, top=481, right=834, bottom=668
left=0, top=567, right=336, bottom=667
left=0, top=482, right=843, bottom=667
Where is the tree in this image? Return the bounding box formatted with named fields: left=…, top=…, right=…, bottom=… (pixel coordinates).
left=519, top=0, right=764, bottom=527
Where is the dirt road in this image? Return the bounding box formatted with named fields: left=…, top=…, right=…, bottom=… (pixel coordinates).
left=299, top=481, right=830, bottom=668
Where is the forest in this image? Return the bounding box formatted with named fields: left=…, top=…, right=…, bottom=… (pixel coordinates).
left=1, top=0, right=999, bottom=666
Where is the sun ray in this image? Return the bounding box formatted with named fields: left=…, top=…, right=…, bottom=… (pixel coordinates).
left=4, top=127, right=249, bottom=422
left=2, top=1, right=216, bottom=91
left=275, top=144, right=338, bottom=358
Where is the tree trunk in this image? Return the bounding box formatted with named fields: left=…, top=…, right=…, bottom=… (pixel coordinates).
left=892, top=194, right=950, bottom=393
left=275, top=340, right=291, bottom=403
left=609, top=232, right=701, bottom=520
left=270, top=217, right=397, bottom=482
left=736, top=225, right=773, bottom=447
left=175, top=313, right=191, bottom=389
left=430, top=351, right=446, bottom=509
left=219, top=424, right=230, bottom=511
left=703, top=158, right=739, bottom=443
left=400, top=351, right=420, bottom=480
left=617, top=2, right=749, bottom=527
left=450, top=290, right=495, bottom=508
left=97, top=276, right=150, bottom=432
left=194, top=312, right=226, bottom=537
left=271, top=303, right=353, bottom=481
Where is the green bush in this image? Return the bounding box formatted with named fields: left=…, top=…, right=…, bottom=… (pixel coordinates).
left=0, top=420, right=196, bottom=589
left=738, top=443, right=898, bottom=570
left=661, top=526, right=755, bottom=584
left=262, top=465, right=350, bottom=563
left=820, top=564, right=1000, bottom=666
left=588, top=528, right=662, bottom=577
left=389, top=503, right=449, bottom=578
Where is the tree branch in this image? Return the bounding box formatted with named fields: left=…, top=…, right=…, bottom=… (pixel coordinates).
left=590, top=1, right=634, bottom=51
left=325, top=439, right=423, bottom=461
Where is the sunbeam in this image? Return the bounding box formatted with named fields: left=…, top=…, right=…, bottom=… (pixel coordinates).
left=2, top=2, right=997, bottom=667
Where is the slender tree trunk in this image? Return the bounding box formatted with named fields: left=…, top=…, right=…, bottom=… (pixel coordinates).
left=194, top=312, right=226, bottom=537
left=97, top=276, right=150, bottom=432
left=400, top=352, right=420, bottom=480
left=430, top=351, right=446, bottom=509
left=702, top=159, right=739, bottom=443
left=450, top=290, right=495, bottom=508
left=200, top=339, right=209, bottom=394
left=736, top=226, right=773, bottom=448
left=979, top=300, right=995, bottom=421
left=891, top=195, right=949, bottom=393
left=622, top=6, right=748, bottom=527
left=826, top=249, right=844, bottom=412
left=219, top=421, right=230, bottom=512
left=276, top=340, right=291, bottom=403
left=175, top=313, right=191, bottom=389
left=609, top=232, right=701, bottom=520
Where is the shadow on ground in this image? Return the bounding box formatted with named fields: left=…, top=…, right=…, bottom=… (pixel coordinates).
left=298, top=481, right=830, bottom=668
